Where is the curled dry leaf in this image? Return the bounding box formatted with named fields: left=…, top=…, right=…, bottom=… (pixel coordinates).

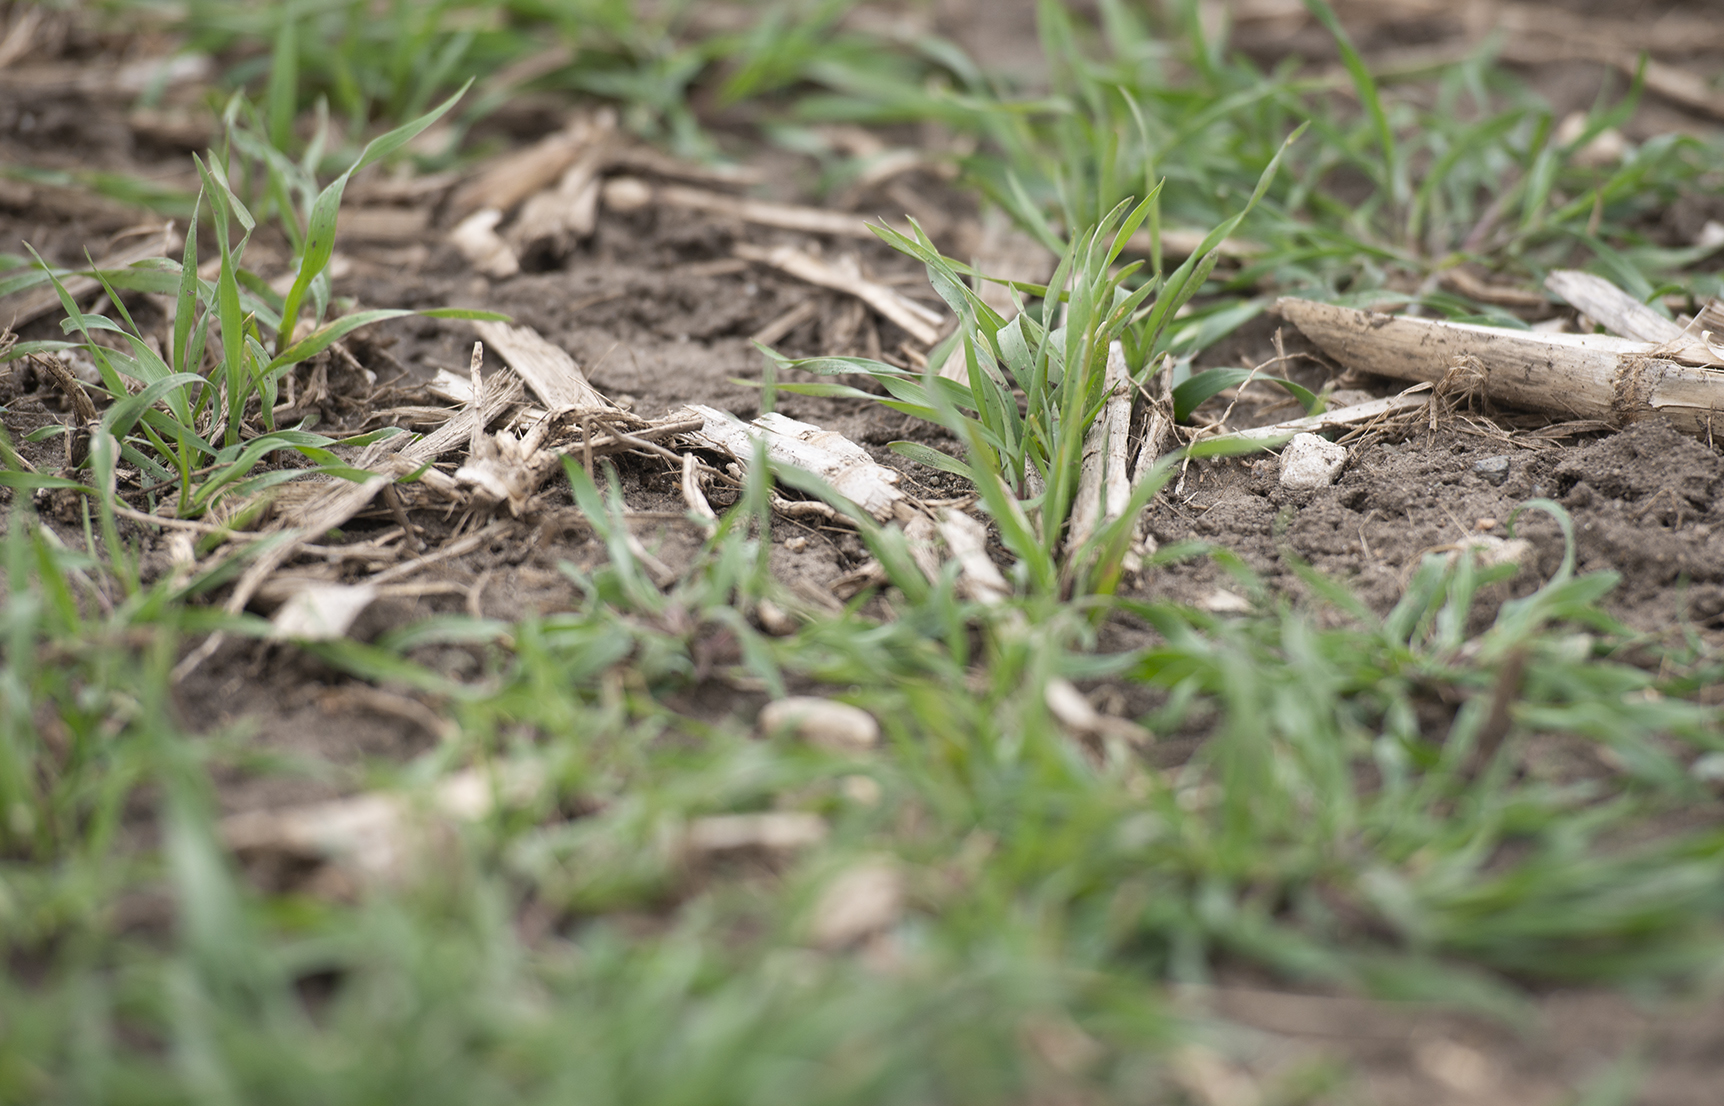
left=759, top=696, right=881, bottom=752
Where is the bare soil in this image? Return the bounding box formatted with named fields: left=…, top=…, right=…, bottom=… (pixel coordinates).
left=5, top=1, right=1724, bottom=1102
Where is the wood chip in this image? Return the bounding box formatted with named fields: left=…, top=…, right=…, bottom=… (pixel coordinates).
left=471, top=320, right=614, bottom=410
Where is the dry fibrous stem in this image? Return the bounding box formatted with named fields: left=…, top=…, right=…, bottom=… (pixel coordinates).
left=1067, top=340, right=1134, bottom=558
left=685, top=405, right=910, bottom=524
left=732, top=244, right=946, bottom=347
left=602, top=176, right=874, bottom=238
left=471, top=320, right=614, bottom=410
left=1276, top=296, right=1724, bottom=437
left=449, top=116, right=604, bottom=218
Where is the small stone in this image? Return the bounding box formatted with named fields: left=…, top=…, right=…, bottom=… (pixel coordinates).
left=759, top=696, right=880, bottom=753
left=1473, top=455, right=1511, bottom=485
left=1277, top=432, right=1348, bottom=490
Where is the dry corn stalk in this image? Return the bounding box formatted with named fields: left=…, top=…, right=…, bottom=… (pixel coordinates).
left=1276, top=296, right=1724, bottom=436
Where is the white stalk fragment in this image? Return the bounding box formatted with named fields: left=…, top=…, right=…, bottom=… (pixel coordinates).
left=681, top=452, right=717, bottom=524
left=1277, top=296, right=1724, bottom=437
left=448, top=116, right=598, bottom=218
left=1129, top=356, right=1178, bottom=558
left=683, top=812, right=827, bottom=856
left=1199, top=389, right=1433, bottom=447
left=1545, top=269, right=1719, bottom=364
left=809, top=858, right=905, bottom=949
left=685, top=406, right=944, bottom=591
left=1044, top=677, right=1151, bottom=747
left=759, top=697, right=881, bottom=753
left=1066, top=340, right=1134, bottom=560
left=685, top=405, right=907, bottom=523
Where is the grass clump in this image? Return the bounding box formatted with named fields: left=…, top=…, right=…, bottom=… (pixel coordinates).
left=2, top=88, right=501, bottom=546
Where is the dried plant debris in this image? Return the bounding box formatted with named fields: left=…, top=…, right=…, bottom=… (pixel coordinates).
left=732, top=244, right=947, bottom=348
left=223, top=762, right=545, bottom=885
left=1277, top=280, right=1724, bottom=436
left=685, top=405, right=910, bottom=524
left=758, top=696, right=881, bottom=753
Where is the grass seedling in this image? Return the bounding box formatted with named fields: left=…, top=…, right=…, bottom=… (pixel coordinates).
left=1, top=86, right=503, bottom=533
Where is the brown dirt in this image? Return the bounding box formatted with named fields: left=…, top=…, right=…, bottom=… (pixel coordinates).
left=5, top=1, right=1724, bottom=1102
